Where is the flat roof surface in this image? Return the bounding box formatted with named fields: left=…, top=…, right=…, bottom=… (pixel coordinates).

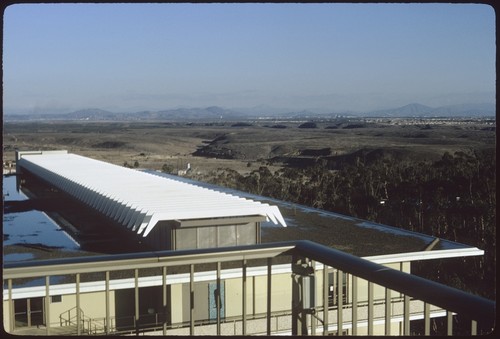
left=150, top=171, right=484, bottom=257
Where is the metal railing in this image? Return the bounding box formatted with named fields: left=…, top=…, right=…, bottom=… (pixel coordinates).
left=59, top=306, right=107, bottom=335
left=3, top=240, right=495, bottom=336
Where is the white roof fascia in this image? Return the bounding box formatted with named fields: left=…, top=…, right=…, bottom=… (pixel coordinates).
left=140, top=205, right=285, bottom=237
left=131, top=198, right=265, bottom=214
left=129, top=211, right=147, bottom=230
left=103, top=195, right=120, bottom=217
left=118, top=204, right=136, bottom=224
left=89, top=190, right=104, bottom=210
left=362, top=247, right=485, bottom=264
left=121, top=206, right=139, bottom=225
left=137, top=214, right=153, bottom=234
left=91, top=192, right=106, bottom=211
left=111, top=200, right=128, bottom=221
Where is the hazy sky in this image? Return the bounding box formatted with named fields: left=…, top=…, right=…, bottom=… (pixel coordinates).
left=3, top=3, right=496, bottom=114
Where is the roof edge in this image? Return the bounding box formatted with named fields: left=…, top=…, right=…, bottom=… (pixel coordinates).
left=362, top=247, right=484, bottom=264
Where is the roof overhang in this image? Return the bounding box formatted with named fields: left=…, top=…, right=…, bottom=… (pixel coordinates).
left=173, top=215, right=267, bottom=228
left=363, top=247, right=484, bottom=264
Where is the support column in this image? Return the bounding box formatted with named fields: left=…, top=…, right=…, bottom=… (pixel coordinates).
left=190, top=264, right=194, bottom=335
left=76, top=273, right=81, bottom=335
left=267, top=258, right=272, bottom=335
left=162, top=267, right=167, bottom=335
left=8, top=279, right=15, bottom=333
left=45, top=276, right=50, bottom=335
left=216, top=262, right=221, bottom=336
left=134, top=269, right=139, bottom=335
left=242, top=259, right=247, bottom=335
left=105, top=271, right=110, bottom=335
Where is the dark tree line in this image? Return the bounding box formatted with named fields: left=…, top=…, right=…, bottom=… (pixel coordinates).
left=194, top=148, right=495, bottom=299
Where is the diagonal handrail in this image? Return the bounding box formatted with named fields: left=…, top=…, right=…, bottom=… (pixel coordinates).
left=59, top=306, right=85, bottom=328
left=292, top=240, right=495, bottom=326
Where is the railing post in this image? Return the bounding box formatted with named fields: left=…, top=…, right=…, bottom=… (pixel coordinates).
left=337, top=269, right=343, bottom=335
left=267, top=258, right=272, bottom=335
left=134, top=269, right=139, bottom=335
left=424, top=302, right=430, bottom=335
left=162, top=266, right=167, bottom=335
left=27, top=297, right=32, bottom=327
left=105, top=271, right=110, bottom=335
left=7, top=279, right=15, bottom=333
left=45, top=276, right=50, bottom=335
left=471, top=319, right=477, bottom=335
left=242, top=259, right=247, bottom=335
left=446, top=311, right=453, bottom=335
left=190, top=264, right=194, bottom=335
left=216, top=262, right=221, bottom=336
left=291, top=255, right=301, bottom=335
left=76, top=273, right=81, bottom=335
left=311, top=260, right=316, bottom=336
left=404, top=295, right=410, bottom=335
left=351, top=275, right=358, bottom=336
left=385, top=288, right=391, bottom=335
left=367, top=281, right=373, bottom=336
left=323, top=264, right=329, bottom=335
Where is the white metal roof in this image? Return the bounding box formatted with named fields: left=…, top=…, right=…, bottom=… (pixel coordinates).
left=18, top=151, right=287, bottom=237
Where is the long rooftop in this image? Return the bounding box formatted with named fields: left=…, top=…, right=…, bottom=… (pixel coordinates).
left=16, top=150, right=286, bottom=239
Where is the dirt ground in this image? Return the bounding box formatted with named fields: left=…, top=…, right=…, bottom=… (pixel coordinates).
left=3, top=118, right=495, bottom=260
left=3, top=118, right=495, bottom=177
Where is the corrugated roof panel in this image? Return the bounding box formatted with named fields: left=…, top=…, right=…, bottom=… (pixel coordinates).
left=18, top=152, right=287, bottom=238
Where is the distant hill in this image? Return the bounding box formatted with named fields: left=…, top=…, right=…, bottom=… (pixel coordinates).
left=364, top=102, right=495, bottom=117
left=3, top=106, right=244, bottom=122
left=3, top=102, right=495, bottom=121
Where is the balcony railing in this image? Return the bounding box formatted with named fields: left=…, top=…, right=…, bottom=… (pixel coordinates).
left=3, top=240, right=495, bottom=336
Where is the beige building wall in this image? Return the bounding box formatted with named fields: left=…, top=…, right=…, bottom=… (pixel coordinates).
left=3, top=300, right=11, bottom=333
left=3, top=260, right=415, bottom=333
left=252, top=274, right=292, bottom=315
left=225, top=273, right=292, bottom=318
left=46, top=291, right=116, bottom=328
left=170, top=284, right=184, bottom=324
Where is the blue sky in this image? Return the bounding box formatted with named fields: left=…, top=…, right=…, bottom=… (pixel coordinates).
left=3, top=3, right=496, bottom=114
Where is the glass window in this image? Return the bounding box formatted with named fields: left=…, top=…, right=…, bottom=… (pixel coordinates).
left=198, top=226, right=217, bottom=249
left=176, top=227, right=197, bottom=250
left=51, top=295, right=62, bottom=303
left=217, top=225, right=236, bottom=247
left=236, top=223, right=256, bottom=245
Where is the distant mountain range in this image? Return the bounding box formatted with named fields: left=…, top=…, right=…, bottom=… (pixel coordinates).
left=364, top=103, right=495, bottom=118
left=3, top=102, right=495, bottom=121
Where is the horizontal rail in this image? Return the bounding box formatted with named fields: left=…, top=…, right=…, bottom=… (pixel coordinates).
left=3, top=240, right=495, bottom=329
left=3, top=241, right=296, bottom=279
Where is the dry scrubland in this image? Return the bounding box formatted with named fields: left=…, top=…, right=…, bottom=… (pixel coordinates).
left=2, top=118, right=495, bottom=174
